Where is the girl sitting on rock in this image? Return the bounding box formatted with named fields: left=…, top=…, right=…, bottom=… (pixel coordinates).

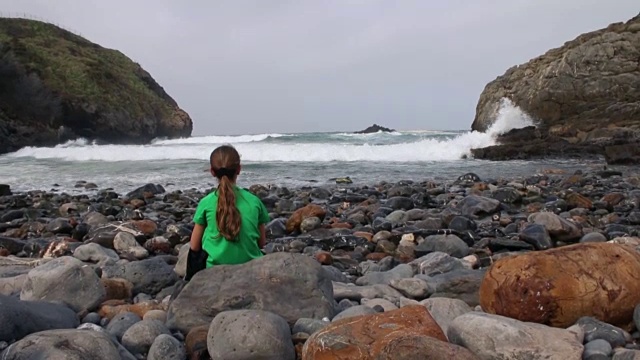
left=187, top=145, right=270, bottom=279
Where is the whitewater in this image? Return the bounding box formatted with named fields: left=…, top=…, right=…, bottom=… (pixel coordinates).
left=0, top=99, right=599, bottom=193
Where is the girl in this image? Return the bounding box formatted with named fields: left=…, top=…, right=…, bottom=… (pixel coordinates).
left=189, top=145, right=270, bottom=268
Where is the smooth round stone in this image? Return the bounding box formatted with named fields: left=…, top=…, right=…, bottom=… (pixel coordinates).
left=82, top=312, right=101, bottom=325
left=143, top=310, right=167, bottom=323
left=580, top=232, right=608, bottom=243
left=583, top=339, right=612, bottom=360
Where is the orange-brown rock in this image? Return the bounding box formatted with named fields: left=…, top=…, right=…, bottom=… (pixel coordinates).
left=0, top=248, right=9, bottom=257
left=601, top=192, right=626, bottom=207
left=353, top=231, right=373, bottom=242
left=479, top=242, right=640, bottom=331
left=185, top=325, right=209, bottom=360
left=101, top=278, right=133, bottom=301
left=367, top=330, right=480, bottom=360
left=286, top=204, right=327, bottom=233
left=302, top=305, right=448, bottom=360
left=131, top=220, right=158, bottom=236
left=314, top=251, right=333, bottom=265
left=330, top=222, right=352, bottom=229
left=565, top=192, right=593, bottom=209
left=470, top=182, right=489, bottom=193
left=130, top=199, right=146, bottom=209
left=526, top=202, right=544, bottom=213
left=365, top=252, right=388, bottom=261
left=98, top=300, right=164, bottom=320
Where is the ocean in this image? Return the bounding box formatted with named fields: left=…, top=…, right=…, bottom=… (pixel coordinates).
left=0, top=100, right=605, bottom=194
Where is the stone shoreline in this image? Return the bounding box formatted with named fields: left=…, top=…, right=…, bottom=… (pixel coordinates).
left=1, top=168, right=640, bottom=359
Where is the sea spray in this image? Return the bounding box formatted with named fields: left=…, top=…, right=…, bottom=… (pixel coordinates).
left=6, top=98, right=534, bottom=163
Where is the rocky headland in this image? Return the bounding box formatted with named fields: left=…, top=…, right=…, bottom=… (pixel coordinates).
left=1, top=167, right=640, bottom=358
left=471, top=14, right=640, bottom=164
left=0, top=18, right=192, bottom=155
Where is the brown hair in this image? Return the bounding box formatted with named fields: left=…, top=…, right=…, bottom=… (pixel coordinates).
left=210, top=145, right=241, bottom=241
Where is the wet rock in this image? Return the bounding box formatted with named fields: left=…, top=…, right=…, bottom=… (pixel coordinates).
left=480, top=242, right=640, bottom=330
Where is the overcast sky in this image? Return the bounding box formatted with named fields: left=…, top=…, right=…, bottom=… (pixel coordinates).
left=1, top=1, right=637, bottom=135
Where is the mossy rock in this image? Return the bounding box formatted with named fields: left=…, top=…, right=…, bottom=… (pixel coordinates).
left=0, top=18, right=192, bottom=154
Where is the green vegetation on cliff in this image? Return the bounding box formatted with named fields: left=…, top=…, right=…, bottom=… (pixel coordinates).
left=0, top=18, right=192, bottom=154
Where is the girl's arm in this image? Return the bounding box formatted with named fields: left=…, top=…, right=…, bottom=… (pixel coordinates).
left=258, top=224, right=266, bottom=249
left=190, top=224, right=206, bottom=251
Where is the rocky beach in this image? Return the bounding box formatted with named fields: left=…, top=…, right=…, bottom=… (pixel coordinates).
left=1, top=166, right=640, bottom=359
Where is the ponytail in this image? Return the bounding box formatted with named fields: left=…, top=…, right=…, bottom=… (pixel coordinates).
left=216, top=173, right=241, bottom=241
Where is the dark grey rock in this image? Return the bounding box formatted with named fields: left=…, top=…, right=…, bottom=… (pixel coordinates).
left=583, top=339, right=613, bottom=360
left=455, top=195, right=501, bottom=218
left=355, top=264, right=413, bottom=286
left=409, top=251, right=467, bottom=276
left=0, top=294, right=79, bottom=342
left=519, top=223, right=553, bottom=250
left=82, top=312, right=101, bottom=325
left=580, top=232, right=608, bottom=243
left=104, top=257, right=178, bottom=296
left=106, top=312, right=142, bottom=342
left=385, top=196, right=414, bottom=211
left=448, top=216, right=477, bottom=232
left=577, top=316, right=627, bottom=348
left=417, top=268, right=485, bottom=306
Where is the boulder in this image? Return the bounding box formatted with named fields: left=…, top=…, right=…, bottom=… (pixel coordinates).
left=20, top=256, right=105, bottom=312
left=121, top=319, right=171, bottom=355
left=470, top=15, right=640, bottom=163
left=207, top=310, right=295, bottom=360
left=0, top=329, right=121, bottom=360
left=148, top=334, right=187, bottom=360
left=0, top=294, right=79, bottom=342
left=302, top=305, right=477, bottom=359
left=479, top=242, right=640, bottom=330
left=448, top=312, right=583, bottom=360
left=103, top=257, right=178, bottom=296
left=166, top=252, right=336, bottom=334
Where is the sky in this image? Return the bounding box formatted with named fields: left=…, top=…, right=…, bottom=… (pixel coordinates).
left=0, top=1, right=638, bottom=135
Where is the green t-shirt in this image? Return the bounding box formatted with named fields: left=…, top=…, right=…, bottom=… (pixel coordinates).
left=193, top=186, right=270, bottom=267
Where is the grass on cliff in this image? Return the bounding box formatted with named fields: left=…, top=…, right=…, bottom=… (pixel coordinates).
left=0, top=18, right=171, bottom=119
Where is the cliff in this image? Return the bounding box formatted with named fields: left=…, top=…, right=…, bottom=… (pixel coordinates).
left=471, top=14, right=640, bottom=163
left=0, top=18, right=192, bottom=154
